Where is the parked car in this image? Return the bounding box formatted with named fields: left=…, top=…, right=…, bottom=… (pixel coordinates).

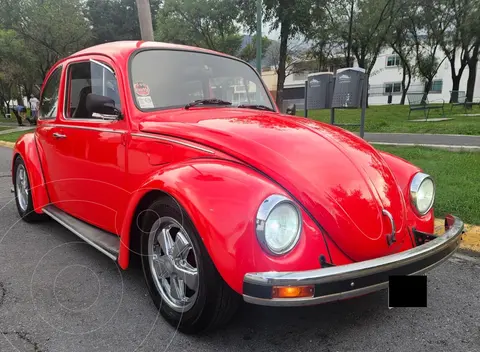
left=12, top=41, right=464, bottom=334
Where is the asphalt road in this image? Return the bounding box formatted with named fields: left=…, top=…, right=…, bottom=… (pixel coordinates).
left=0, top=146, right=479, bottom=352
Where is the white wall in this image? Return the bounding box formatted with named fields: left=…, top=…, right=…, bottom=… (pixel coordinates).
left=366, top=48, right=480, bottom=105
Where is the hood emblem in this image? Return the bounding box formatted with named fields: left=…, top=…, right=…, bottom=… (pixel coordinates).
left=382, top=209, right=396, bottom=246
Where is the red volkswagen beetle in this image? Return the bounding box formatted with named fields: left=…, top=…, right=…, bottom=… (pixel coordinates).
left=12, top=41, right=463, bottom=334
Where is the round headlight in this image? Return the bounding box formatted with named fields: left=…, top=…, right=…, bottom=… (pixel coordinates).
left=410, top=172, right=435, bottom=215
left=256, top=195, right=302, bottom=255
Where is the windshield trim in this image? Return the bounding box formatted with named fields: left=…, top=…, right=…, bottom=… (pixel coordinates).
left=127, top=47, right=278, bottom=113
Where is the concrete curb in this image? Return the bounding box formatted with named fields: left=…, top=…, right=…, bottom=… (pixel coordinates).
left=435, top=219, right=480, bottom=253
left=1, top=141, right=478, bottom=252
left=0, top=141, right=15, bottom=148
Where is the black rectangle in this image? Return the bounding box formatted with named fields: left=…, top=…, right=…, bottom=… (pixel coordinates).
left=388, top=275, right=427, bottom=307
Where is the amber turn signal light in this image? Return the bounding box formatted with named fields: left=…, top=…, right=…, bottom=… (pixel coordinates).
left=272, top=285, right=315, bottom=299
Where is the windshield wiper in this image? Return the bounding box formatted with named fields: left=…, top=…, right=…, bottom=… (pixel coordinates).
left=237, top=104, right=275, bottom=112
left=185, top=99, right=232, bottom=109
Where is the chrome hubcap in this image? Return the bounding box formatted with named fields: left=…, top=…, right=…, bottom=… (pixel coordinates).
left=148, top=217, right=199, bottom=312
left=15, top=164, right=29, bottom=212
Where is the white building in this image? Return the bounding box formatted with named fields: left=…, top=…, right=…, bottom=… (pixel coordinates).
left=367, top=48, right=480, bottom=105
left=278, top=47, right=480, bottom=109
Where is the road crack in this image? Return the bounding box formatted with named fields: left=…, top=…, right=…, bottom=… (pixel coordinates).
left=1, top=331, right=43, bottom=352
left=0, top=282, right=5, bottom=308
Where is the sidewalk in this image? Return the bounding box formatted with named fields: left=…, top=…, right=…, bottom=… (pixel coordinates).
left=364, top=132, right=480, bottom=150
left=0, top=126, right=35, bottom=135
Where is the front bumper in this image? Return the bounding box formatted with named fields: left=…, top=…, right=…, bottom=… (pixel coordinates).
left=243, top=215, right=464, bottom=307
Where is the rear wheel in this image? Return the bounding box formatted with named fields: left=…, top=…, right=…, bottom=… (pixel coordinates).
left=13, top=157, right=47, bottom=222
left=139, top=197, right=240, bottom=334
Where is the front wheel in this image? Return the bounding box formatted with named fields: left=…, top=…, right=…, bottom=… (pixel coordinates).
left=139, top=197, right=240, bottom=334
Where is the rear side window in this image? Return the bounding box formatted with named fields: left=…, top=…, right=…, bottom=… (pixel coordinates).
left=39, top=66, right=62, bottom=120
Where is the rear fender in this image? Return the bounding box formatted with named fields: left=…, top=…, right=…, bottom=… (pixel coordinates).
left=12, top=132, right=49, bottom=214
left=118, top=159, right=330, bottom=294
left=379, top=151, right=434, bottom=234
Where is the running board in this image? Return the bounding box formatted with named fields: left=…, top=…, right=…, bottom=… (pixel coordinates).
left=42, top=205, right=120, bottom=261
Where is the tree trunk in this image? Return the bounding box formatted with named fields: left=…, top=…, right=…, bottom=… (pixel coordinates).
left=275, top=20, right=289, bottom=111
left=400, top=63, right=407, bottom=105
left=422, top=79, right=432, bottom=104
left=450, top=75, right=461, bottom=103
left=466, top=60, right=477, bottom=106
left=346, top=0, right=354, bottom=67
left=466, top=45, right=479, bottom=106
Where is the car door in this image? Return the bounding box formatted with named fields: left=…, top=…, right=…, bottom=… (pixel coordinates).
left=35, top=65, right=67, bottom=204
left=41, top=56, right=129, bottom=234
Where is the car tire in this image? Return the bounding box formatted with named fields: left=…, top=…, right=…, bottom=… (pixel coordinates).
left=13, top=157, right=47, bottom=223
left=139, top=196, right=240, bottom=334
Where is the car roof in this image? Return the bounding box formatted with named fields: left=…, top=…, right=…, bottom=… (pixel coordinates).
left=68, top=40, right=235, bottom=61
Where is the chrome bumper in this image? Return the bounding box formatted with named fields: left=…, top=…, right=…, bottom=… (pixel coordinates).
left=243, top=215, right=464, bottom=307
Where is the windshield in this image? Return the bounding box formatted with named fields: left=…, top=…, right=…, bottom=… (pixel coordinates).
left=129, top=49, right=275, bottom=111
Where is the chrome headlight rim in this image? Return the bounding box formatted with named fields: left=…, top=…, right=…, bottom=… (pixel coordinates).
left=410, top=172, right=435, bottom=216
left=256, top=194, right=302, bottom=256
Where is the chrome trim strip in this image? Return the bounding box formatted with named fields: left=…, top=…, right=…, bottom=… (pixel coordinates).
left=44, top=123, right=126, bottom=134
left=256, top=194, right=302, bottom=256
left=42, top=207, right=118, bottom=261
left=243, top=216, right=464, bottom=306
left=131, top=132, right=215, bottom=154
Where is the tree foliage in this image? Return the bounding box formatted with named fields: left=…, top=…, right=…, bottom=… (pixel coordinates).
left=238, top=36, right=272, bottom=63
left=326, top=0, right=395, bottom=74
left=237, top=0, right=322, bottom=106
left=85, top=0, right=162, bottom=44
left=155, top=0, right=243, bottom=55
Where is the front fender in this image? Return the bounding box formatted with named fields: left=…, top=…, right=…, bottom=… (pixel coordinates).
left=12, top=132, right=49, bottom=214
left=379, top=151, right=434, bottom=234
left=118, top=159, right=330, bottom=294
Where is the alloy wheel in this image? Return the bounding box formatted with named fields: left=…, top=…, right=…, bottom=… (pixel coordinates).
left=148, top=217, right=199, bottom=313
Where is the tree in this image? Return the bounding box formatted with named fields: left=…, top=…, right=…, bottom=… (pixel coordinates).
left=1, top=0, right=92, bottom=80
left=439, top=0, right=479, bottom=103
left=85, top=0, right=162, bottom=44
left=237, top=0, right=321, bottom=107
left=155, top=0, right=243, bottom=56
left=462, top=1, right=480, bottom=104
left=407, top=0, right=453, bottom=101
left=326, top=0, right=395, bottom=75
left=263, top=40, right=310, bottom=79
left=238, top=35, right=272, bottom=63
left=0, top=29, right=32, bottom=115
left=465, top=42, right=480, bottom=105
left=389, top=3, right=416, bottom=104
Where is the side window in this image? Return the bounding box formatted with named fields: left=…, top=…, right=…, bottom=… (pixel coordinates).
left=39, top=66, right=62, bottom=120
left=66, top=60, right=121, bottom=119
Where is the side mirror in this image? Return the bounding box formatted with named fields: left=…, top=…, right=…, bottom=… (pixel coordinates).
left=285, top=104, right=296, bottom=116
left=86, top=93, right=122, bottom=120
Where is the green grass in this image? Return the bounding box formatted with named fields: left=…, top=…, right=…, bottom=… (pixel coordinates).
left=0, top=127, right=12, bottom=132
left=299, top=104, right=480, bottom=135
left=375, top=145, right=480, bottom=225
left=0, top=130, right=31, bottom=143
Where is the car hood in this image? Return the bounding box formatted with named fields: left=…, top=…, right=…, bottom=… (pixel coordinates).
left=139, top=109, right=409, bottom=262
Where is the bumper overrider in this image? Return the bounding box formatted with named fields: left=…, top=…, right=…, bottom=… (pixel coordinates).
left=243, top=215, right=464, bottom=306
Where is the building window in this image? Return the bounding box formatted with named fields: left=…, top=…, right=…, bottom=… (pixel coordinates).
left=386, top=55, right=401, bottom=67
left=430, top=79, right=443, bottom=93
left=384, top=82, right=402, bottom=95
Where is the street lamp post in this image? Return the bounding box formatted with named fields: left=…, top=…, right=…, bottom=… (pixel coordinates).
left=256, top=0, right=262, bottom=73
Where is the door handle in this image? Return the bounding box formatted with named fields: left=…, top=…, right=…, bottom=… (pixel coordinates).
left=53, top=132, right=67, bottom=139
